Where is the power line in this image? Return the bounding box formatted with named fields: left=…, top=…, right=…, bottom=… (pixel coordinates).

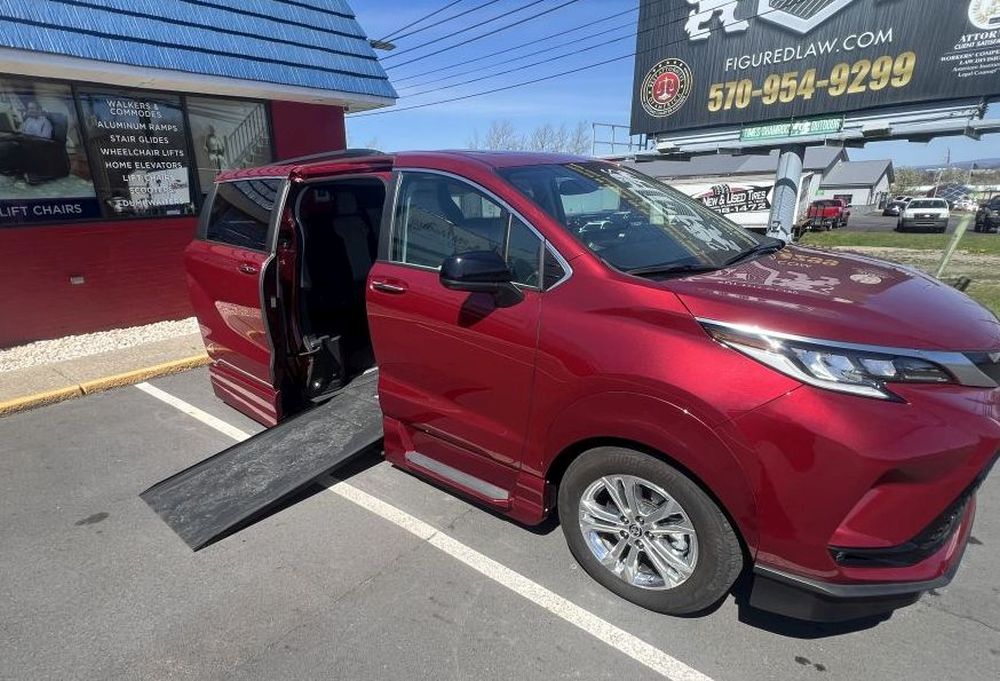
left=398, top=29, right=635, bottom=96
left=350, top=1, right=771, bottom=119
left=381, top=0, right=547, bottom=61
left=394, top=0, right=719, bottom=98
left=397, top=20, right=637, bottom=91
left=391, top=5, right=640, bottom=85
left=380, top=1, right=497, bottom=44
left=382, top=0, right=582, bottom=69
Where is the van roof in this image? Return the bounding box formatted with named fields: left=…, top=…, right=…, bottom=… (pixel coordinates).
left=215, top=150, right=591, bottom=183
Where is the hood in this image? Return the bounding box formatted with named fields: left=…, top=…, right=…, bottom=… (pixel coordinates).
left=666, top=246, right=1000, bottom=351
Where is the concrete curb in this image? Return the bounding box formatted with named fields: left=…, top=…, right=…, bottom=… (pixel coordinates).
left=0, top=353, right=210, bottom=417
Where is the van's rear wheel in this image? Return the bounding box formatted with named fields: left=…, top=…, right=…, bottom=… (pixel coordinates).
left=558, top=447, right=742, bottom=616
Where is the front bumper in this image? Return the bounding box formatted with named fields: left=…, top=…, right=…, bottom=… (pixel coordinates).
left=900, top=217, right=948, bottom=230
left=749, top=488, right=981, bottom=621
left=726, top=382, right=999, bottom=620
left=749, top=556, right=961, bottom=622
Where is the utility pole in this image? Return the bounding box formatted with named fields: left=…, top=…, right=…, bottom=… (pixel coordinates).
left=766, top=145, right=805, bottom=243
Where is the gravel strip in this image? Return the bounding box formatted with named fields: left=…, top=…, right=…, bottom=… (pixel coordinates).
left=0, top=318, right=201, bottom=374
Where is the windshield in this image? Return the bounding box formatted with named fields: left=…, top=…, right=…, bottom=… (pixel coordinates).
left=909, top=200, right=947, bottom=209
left=497, top=162, right=761, bottom=273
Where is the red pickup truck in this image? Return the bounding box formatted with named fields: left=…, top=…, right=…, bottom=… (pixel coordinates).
left=805, top=199, right=850, bottom=231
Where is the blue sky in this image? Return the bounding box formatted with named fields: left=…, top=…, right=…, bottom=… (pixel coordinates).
left=347, top=0, right=999, bottom=166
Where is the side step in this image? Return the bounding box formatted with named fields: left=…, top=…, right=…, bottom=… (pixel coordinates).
left=141, top=371, right=382, bottom=550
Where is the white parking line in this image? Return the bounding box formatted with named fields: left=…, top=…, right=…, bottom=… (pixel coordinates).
left=134, top=381, right=715, bottom=681
left=134, top=382, right=251, bottom=441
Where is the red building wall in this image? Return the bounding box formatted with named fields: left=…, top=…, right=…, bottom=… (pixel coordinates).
left=0, top=101, right=346, bottom=348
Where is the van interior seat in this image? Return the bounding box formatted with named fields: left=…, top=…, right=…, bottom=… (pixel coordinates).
left=332, top=191, right=375, bottom=284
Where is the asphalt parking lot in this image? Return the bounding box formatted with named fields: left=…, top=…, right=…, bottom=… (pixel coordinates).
left=2, top=367, right=999, bottom=681
left=838, top=210, right=973, bottom=234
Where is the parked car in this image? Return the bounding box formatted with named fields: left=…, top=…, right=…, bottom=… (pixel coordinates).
left=974, top=197, right=1000, bottom=233
left=805, top=198, right=850, bottom=231
left=186, top=150, right=1000, bottom=623
left=897, top=198, right=950, bottom=233
left=883, top=196, right=912, bottom=216
left=954, top=198, right=979, bottom=212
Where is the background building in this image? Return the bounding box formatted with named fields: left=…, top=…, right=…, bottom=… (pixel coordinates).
left=0, top=0, right=394, bottom=347
left=623, top=148, right=893, bottom=230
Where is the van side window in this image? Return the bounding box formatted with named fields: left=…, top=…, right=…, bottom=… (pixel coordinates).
left=391, top=172, right=542, bottom=287
left=204, top=179, right=279, bottom=251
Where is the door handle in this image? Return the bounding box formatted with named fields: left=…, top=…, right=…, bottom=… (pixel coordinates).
left=238, top=262, right=259, bottom=275
left=371, top=279, right=407, bottom=294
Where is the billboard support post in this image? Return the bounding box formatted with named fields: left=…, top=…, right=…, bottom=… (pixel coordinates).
left=766, top=145, right=804, bottom=243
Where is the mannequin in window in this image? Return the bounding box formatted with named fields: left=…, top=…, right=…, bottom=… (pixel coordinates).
left=204, top=125, right=226, bottom=170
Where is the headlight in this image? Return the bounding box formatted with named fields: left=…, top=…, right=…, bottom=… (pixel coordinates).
left=702, top=322, right=954, bottom=400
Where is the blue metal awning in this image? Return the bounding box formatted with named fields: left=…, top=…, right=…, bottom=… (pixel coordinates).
left=0, top=0, right=396, bottom=106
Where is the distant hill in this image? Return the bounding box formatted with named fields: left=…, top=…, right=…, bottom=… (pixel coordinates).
left=905, top=158, right=1000, bottom=170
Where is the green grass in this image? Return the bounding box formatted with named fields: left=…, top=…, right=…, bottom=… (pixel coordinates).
left=799, top=227, right=1000, bottom=315
left=964, top=282, right=1000, bottom=316
left=799, top=229, right=1000, bottom=255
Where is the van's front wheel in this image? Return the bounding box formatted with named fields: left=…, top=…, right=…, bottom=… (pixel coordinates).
left=558, top=447, right=743, bottom=616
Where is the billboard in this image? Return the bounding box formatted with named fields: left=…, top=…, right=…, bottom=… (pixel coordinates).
left=632, top=0, right=1000, bottom=136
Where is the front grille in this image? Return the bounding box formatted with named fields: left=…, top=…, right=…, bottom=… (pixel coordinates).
left=830, top=456, right=998, bottom=568
left=965, top=352, right=1000, bottom=384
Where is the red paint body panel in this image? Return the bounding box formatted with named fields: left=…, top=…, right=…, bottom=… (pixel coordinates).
left=188, top=150, right=1000, bottom=610
left=367, top=264, right=541, bottom=490
left=185, top=239, right=279, bottom=425
left=670, top=246, right=1000, bottom=350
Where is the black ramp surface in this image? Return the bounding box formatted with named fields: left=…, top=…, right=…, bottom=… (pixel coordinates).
left=141, top=371, right=382, bottom=550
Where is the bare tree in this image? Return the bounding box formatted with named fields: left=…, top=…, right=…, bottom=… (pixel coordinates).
left=469, top=120, right=524, bottom=150
left=566, top=122, right=591, bottom=156
left=528, top=123, right=558, bottom=152
left=470, top=120, right=592, bottom=155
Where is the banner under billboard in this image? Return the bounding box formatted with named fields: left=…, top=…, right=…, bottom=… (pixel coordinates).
left=631, top=0, right=1000, bottom=136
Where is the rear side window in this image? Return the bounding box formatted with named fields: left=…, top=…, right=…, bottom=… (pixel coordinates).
left=204, top=179, right=280, bottom=251
left=391, top=172, right=543, bottom=287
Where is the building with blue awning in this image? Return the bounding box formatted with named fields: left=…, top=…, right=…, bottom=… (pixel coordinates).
left=0, top=0, right=395, bottom=346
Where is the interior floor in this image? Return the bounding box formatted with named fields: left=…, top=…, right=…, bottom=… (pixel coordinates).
left=294, top=178, right=385, bottom=397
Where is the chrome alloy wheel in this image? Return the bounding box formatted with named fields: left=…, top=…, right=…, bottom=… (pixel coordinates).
left=578, top=475, right=698, bottom=590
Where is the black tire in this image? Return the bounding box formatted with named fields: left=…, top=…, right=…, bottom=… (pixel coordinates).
left=558, top=447, right=743, bottom=616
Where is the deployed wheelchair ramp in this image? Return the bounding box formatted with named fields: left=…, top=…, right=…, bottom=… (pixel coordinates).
left=141, top=371, right=382, bottom=550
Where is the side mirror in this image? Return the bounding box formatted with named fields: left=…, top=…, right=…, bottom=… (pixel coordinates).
left=440, top=251, right=524, bottom=307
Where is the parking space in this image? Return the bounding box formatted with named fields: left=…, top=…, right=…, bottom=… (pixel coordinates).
left=2, top=367, right=999, bottom=681
left=837, top=211, right=974, bottom=234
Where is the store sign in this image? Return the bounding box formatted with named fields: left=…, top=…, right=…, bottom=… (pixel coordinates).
left=693, top=183, right=773, bottom=214
left=77, top=87, right=194, bottom=217
left=741, top=116, right=843, bottom=141
left=632, top=0, right=1000, bottom=135
left=0, top=198, right=102, bottom=224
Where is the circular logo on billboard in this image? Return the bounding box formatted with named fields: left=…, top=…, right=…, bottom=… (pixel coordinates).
left=968, top=0, right=1000, bottom=30
left=641, top=58, right=694, bottom=118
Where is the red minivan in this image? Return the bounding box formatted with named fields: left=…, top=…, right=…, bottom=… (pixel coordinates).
left=186, top=150, right=1000, bottom=622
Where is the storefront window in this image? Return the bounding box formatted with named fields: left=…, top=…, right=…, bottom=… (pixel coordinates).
left=77, top=86, right=195, bottom=218
left=186, top=96, right=273, bottom=193
left=0, top=77, right=100, bottom=225
left=1, top=78, right=274, bottom=225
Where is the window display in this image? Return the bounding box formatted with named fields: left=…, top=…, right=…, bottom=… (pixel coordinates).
left=0, top=77, right=99, bottom=225
left=77, top=86, right=194, bottom=218
left=187, top=97, right=273, bottom=193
